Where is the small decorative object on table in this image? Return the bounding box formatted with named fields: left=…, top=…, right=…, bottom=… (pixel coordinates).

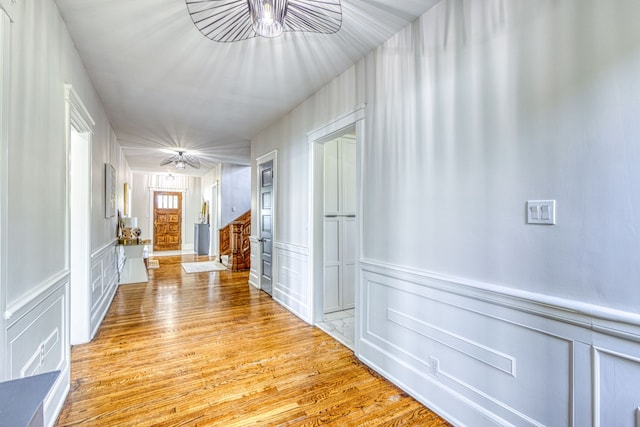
left=119, top=217, right=141, bottom=244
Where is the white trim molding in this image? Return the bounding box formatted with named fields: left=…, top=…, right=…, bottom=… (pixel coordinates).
left=0, top=0, right=16, bottom=22
left=307, top=103, right=366, bottom=142
left=272, top=241, right=310, bottom=323
left=0, top=7, right=10, bottom=380
left=65, top=84, right=97, bottom=346
left=307, top=104, right=365, bottom=347
left=254, top=150, right=278, bottom=294
left=64, top=84, right=95, bottom=133
left=357, top=259, right=640, bottom=427
left=248, top=236, right=260, bottom=289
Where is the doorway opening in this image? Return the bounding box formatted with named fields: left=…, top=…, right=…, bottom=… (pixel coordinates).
left=209, top=182, right=219, bottom=260
left=69, top=127, right=91, bottom=345
left=316, top=133, right=356, bottom=349
left=309, top=105, right=364, bottom=352
left=65, top=84, right=95, bottom=345
left=153, top=191, right=183, bottom=252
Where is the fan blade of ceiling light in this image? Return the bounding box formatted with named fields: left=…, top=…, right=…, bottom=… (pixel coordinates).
left=160, top=156, right=179, bottom=166
left=183, top=154, right=201, bottom=169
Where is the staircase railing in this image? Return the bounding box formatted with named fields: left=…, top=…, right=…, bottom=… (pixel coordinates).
left=219, top=210, right=251, bottom=271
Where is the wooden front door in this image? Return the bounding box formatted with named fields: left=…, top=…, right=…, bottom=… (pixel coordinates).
left=153, top=191, right=182, bottom=251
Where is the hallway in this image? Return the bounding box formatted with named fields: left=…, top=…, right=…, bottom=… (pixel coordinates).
left=56, top=255, right=449, bottom=426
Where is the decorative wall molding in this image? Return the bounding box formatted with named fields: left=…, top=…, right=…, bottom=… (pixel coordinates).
left=5, top=273, right=69, bottom=425
left=89, top=241, right=118, bottom=340
left=387, top=308, right=517, bottom=377
left=361, top=258, right=640, bottom=339
left=64, top=84, right=95, bottom=134
left=248, top=236, right=259, bottom=289
left=357, top=259, right=640, bottom=426
left=307, top=103, right=366, bottom=142
left=273, top=243, right=311, bottom=323
left=592, top=346, right=640, bottom=427
left=4, top=270, right=70, bottom=322
left=273, top=240, right=309, bottom=256
left=91, top=238, right=117, bottom=259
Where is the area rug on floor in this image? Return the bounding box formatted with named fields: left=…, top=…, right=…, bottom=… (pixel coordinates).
left=147, top=259, right=159, bottom=269
left=181, top=261, right=227, bottom=273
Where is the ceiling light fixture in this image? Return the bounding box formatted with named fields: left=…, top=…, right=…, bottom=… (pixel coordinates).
left=185, top=0, right=342, bottom=43
left=166, top=173, right=176, bottom=181
left=160, top=151, right=201, bottom=170
left=249, top=0, right=286, bottom=38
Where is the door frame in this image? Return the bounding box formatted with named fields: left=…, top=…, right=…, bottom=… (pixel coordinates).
left=255, top=150, right=277, bottom=294
left=65, top=84, right=95, bottom=345
left=308, top=105, right=365, bottom=351
left=151, top=190, right=183, bottom=252
left=209, top=182, right=219, bottom=259
left=0, top=9, right=10, bottom=379
left=147, top=188, right=187, bottom=252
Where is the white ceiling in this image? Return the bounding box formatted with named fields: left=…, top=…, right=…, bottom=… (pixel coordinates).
left=54, top=0, right=440, bottom=176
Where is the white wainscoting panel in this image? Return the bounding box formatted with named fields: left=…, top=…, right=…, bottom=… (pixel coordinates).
left=90, top=240, right=118, bottom=340
left=249, top=236, right=259, bottom=289
left=5, top=272, right=70, bottom=427
left=358, top=260, right=640, bottom=427
left=273, top=242, right=311, bottom=323
left=593, top=337, right=640, bottom=427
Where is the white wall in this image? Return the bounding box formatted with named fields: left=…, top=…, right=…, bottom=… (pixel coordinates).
left=363, top=0, right=640, bottom=313
left=1, top=0, right=129, bottom=423
left=251, top=67, right=360, bottom=245
left=220, top=164, right=251, bottom=226
left=201, top=165, right=221, bottom=226
left=251, top=1, right=640, bottom=425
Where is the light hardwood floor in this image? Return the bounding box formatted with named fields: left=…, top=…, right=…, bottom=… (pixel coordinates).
left=56, top=255, right=450, bottom=426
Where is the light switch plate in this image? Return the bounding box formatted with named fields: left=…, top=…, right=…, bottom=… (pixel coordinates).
left=527, top=200, right=556, bottom=225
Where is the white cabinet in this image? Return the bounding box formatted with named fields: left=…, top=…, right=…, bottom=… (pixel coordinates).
left=323, top=137, right=356, bottom=313
left=119, top=244, right=148, bottom=284
left=194, top=223, right=210, bottom=255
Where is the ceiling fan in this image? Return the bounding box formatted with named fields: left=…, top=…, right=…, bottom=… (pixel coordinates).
left=160, top=151, right=201, bottom=170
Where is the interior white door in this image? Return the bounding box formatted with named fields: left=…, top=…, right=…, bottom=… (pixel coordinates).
left=342, top=217, right=356, bottom=308
left=323, top=137, right=356, bottom=313
left=323, top=217, right=341, bottom=312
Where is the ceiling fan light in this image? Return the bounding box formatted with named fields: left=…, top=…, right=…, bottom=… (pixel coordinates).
left=248, top=0, right=287, bottom=38
left=175, top=160, right=186, bottom=169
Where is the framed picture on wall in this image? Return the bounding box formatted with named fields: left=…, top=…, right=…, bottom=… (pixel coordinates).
left=123, top=182, right=129, bottom=216
left=105, top=163, right=116, bottom=218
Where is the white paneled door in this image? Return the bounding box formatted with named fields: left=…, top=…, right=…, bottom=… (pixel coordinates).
left=323, top=137, right=356, bottom=313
